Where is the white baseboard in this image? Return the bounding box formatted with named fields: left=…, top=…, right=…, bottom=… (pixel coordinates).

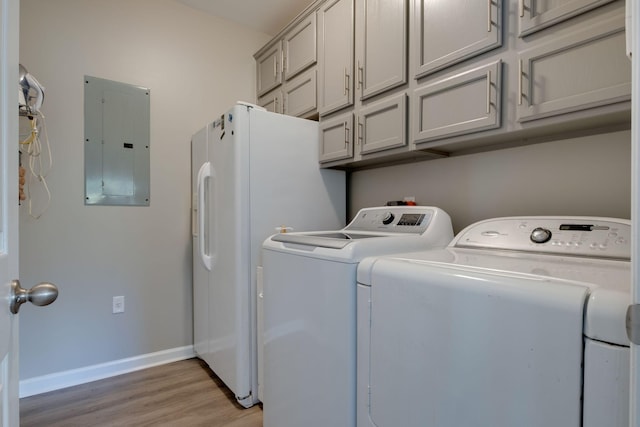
left=19, top=345, right=195, bottom=398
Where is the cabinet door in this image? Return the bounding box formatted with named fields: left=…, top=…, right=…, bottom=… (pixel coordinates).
left=318, top=0, right=355, bottom=116
left=258, top=90, right=283, bottom=114
left=319, top=111, right=354, bottom=163
left=283, top=13, right=317, bottom=80
left=413, top=0, right=502, bottom=79
left=356, top=0, right=408, bottom=100
left=518, top=0, right=615, bottom=37
left=256, top=43, right=282, bottom=97
left=358, top=93, right=407, bottom=155
left=516, top=16, right=630, bottom=122
left=283, top=69, right=317, bottom=118
left=413, top=60, right=502, bottom=144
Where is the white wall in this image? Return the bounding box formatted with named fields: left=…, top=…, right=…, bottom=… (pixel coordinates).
left=350, top=130, right=631, bottom=232
left=18, top=0, right=270, bottom=380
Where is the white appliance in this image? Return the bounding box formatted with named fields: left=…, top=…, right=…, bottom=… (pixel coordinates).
left=357, top=217, right=631, bottom=427
left=629, top=0, right=640, bottom=422
left=261, top=206, right=454, bottom=427
left=190, top=102, right=346, bottom=408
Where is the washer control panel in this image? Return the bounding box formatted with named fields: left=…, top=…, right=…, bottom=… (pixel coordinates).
left=345, top=206, right=435, bottom=234
left=453, top=217, right=631, bottom=260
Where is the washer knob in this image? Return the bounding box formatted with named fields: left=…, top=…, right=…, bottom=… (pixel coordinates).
left=530, top=227, right=552, bottom=244
left=382, top=212, right=395, bottom=225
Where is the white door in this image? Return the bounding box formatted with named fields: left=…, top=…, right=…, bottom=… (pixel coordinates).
left=631, top=0, right=640, bottom=425
left=207, top=107, right=253, bottom=407
left=0, top=0, right=20, bottom=424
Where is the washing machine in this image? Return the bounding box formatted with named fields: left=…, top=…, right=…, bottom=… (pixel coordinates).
left=261, top=206, right=454, bottom=427
left=356, top=216, right=630, bottom=427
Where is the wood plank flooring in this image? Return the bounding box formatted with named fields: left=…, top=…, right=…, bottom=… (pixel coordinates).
left=19, top=358, right=263, bottom=427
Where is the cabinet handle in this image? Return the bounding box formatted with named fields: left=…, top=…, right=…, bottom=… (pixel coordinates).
left=344, top=121, right=350, bottom=147
left=282, top=51, right=286, bottom=75
left=273, top=57, right=277, bottom=79
left=519, top=0, right=525, bottom=18
left=344, top=68, right=350, bottom=96
left=357, top=61, right=363, bottom=90
left=487, top=0, right=492, bottom=32
left=357, top=118, right=363, bottom=145
left=518, top=59, right=524, bottom=106
left=486, top=70, right=492, bottom=114
left=275, top=96, right=279, bottom=113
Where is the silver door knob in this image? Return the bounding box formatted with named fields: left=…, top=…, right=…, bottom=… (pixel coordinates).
left=10, top=279, right=58, bottom=314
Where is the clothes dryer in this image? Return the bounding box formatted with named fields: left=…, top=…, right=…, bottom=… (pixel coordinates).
left=357, top=217, right=630, bottom=427
left=261, top=206, right=454, bottom=427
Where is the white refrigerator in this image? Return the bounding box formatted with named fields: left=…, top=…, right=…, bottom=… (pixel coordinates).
left=191, top=102, right=346, bottom=408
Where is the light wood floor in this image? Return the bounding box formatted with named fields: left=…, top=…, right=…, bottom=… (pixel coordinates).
left=19, top=358, right=263, bottom=427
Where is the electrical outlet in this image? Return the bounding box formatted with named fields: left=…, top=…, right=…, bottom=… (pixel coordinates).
left=112, top=296, right=125, bottom=314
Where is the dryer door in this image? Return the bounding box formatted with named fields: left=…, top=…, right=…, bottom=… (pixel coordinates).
left=364, top=259, right=588, bottom=427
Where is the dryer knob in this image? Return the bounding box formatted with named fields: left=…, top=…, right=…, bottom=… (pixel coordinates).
left=530, top=227, right=552, bottom=244
left=382, top=212, right=395, bottom=225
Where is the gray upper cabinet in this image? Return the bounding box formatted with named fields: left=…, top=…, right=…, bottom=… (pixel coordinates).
left=318, top=0, right=355, bottom=116
left=257, top=0, right=629, bottom=167
left=319, top=110, right=354, bottom=163
left=319, top=0, right=410, bottom=167
left=283, top=13, right=317, bottom=81
left=256, top=43, right=283, bottom=97
left=258, top=89, right=282, bottom=114
left=358, top=93, right=407, bottom=154
left=320, top=91, right=409, bottom=166
left=283, top=68, right=317, bottom=117
left=518, top=0, right=615, bottom=37
left=516, top=15, right=630, bottom=122
left=259, top=68, right=317, bottom=118
left=255, top=6, right=318, bottom=109
left=412, top=0, right=502, bottom=79
left=356, top=0, right=408, bottom=100
left=413, top=60, right=502, bottom=145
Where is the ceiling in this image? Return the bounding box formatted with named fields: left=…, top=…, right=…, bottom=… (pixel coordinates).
left=175, top=0, right=316, bottom=36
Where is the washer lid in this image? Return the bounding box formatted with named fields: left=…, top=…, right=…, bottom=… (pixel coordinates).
left=270, top=232, right=382, bottom=249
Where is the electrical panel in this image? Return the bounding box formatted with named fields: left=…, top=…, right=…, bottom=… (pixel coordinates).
left=84, top=75, right=150, bottom=206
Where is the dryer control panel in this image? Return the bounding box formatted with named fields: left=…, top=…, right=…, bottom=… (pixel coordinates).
left=346, top=206, right=436, bottom=234
left=453, top=217, right=631, bottom=260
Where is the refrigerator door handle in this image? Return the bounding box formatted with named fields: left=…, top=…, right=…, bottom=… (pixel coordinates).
left=197, top=161, right=212, bottom=271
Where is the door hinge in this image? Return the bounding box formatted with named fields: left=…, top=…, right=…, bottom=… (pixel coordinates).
left=626, top=304, right=640, bottom=345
